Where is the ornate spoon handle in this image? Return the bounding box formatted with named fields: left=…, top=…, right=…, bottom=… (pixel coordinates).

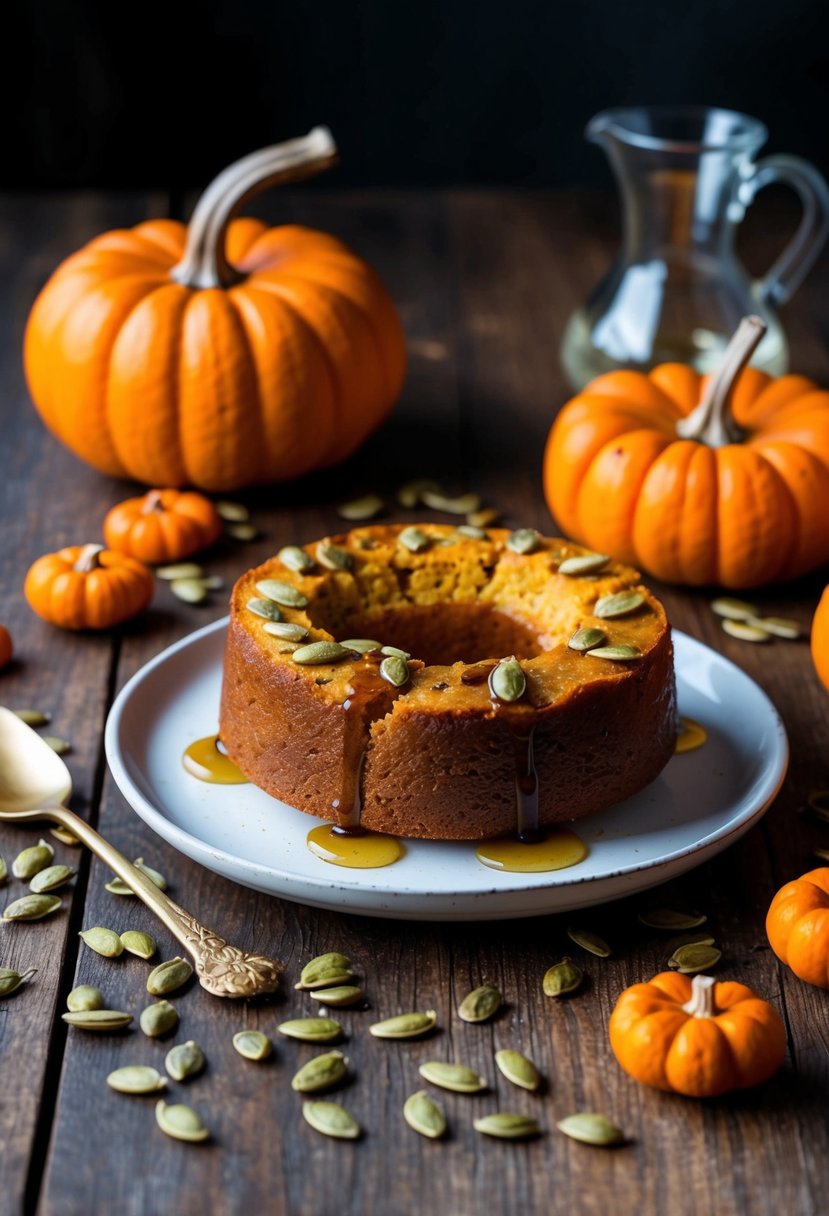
left=32, top=805, right=282, bottom=997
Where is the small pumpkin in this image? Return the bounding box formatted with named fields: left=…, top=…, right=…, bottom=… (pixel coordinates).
left=24, top=128, right=406, bottom=493
left=103, top=488, right=222, bottom=564
left=609, top=971, right=786, bottom=1096
left=0, top=625, right=12, bottom=669
left=24, top=543, right=154, bottom=630
left=811, top=588, right=829, bottom=692
left=544, top=316, right=829, bottom=588
left=767, top=867, right=829, bottom=987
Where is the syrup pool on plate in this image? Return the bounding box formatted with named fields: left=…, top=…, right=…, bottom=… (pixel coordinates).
left=306, top=824, right=404, bottom=869
left=675, top=717, right=708, bottom=754
left=182, top=736, right=248, bottom=784
left=476, top=828, right=588, bottom=874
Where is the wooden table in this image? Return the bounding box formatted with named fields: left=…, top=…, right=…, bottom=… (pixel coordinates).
left=2, top=187, right=828, bottom=1216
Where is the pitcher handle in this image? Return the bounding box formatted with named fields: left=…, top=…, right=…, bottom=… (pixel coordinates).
left=740, top=154, right=829, bottom=306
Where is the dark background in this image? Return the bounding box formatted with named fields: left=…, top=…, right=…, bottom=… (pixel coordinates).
left=8, top=0, right=829, bottom=190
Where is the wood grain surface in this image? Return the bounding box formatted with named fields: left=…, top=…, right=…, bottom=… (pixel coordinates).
left=1, top=187, right=828, bottom=1216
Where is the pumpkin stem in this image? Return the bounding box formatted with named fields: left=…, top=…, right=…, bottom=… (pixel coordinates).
left=681, top=973, right=717, bottom=1018
left=73, top=543, right=105, bottom=573
left=141, top=490, right=165, bottom=515
left=170, top=128, right=338, bottom=291
left=675, top=315, right=767, bottom=447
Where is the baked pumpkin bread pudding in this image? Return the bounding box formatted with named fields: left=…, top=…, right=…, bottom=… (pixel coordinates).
left=219, top=524, right=677, bottom=840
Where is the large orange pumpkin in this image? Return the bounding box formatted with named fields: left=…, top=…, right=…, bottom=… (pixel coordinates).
left=24, top=129, right=406, bottom=492
left=544, top=316, right=829, bottom=588
left=812, top=588, right=829, bottom=692
left=766, top=867, right=829, bottom=987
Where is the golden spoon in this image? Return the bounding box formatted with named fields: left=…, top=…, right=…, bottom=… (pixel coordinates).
left=0, top=707, right=281, bottom=997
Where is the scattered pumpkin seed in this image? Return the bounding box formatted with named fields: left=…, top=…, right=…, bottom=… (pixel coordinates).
left=455, top=524, right=488, bottom=540
left=808, top=790, right=829, bottom=816
left=262, top=621, right=308, bottom=641
left=291, top=1051, right=349, bottom=1094
left=292, top=641, right=351, bottom=665
left=147, top=957, right=193, bottom=996
left=278, top=1017, right=343, bottom=1043
left=215, top=500, right=249, bottom=522
left=721, top=619, right=771, bottom=643
left=494, top=1049, right=541, bottom=1091
left=140, top=1000, right=179, bottom=1038
left=80, top=926, right=124, bottom=958
left=418, top=1061, right=486, bottom=1093
left=0, top=855, right=5, bottom=886
left=337, top=494, right=384, bottom=521
left=226, top=522, right=258, bottom=542
left=157, top=562, right=204, bottom=580
left=637, top=908, right=708, bottom=931
left=165, top=1040, right=206, bottom=1082
left=3, top=894, right=62, bottom=921
left=339, top=638, right=381, bottom=654
left=62, top=1009, right=133, bottom=1031
left=316, top=541, right=353, bottom=571
left=559, top=552, right=611, bottom=576
left=474, top=1113, right=540, bottom=1140
left=302, top=1100, right=361, bottom=1140
left=120, top=930, right=157, bottom=960
left=588, top=645, right=642, bottom=662
left=278, top=545, right=315, bottom=574
left=710, top=596, right=758, bottom=621
left=369, top=1010, right=437, bottom=1039
left=458, top=985, right=502, bottom=1023
left=403, top=1091, right=447, bottom=1139
left=467, top=507, right=500, bottom=528
left=233, top=1029, right=272, bottom=1060
left=397, top=478, right=440, bottom=509
left=246, top=597, right=283, bottom=622
left=506, top=528, right=541, bottom=555
left=105, top=878, right=134, bottom=896
left=748, top=615, right=802, bottom=639
left=170, top=578, right=208, bottom=605
left=380, top=645, right=411, bottom=659
left=399, top=526, right=431, bottom=553
left=256, top=579, right=309, bottom=609
left=0, top=966, right=37, bottom=998
left=421, top=489, right=481, bottom=515
left=814, top=848, right=829, bottom=863
left=568, top=626, right=607, bottom=652
left=12, top=840, right=54, bottom=880
left=668, top=943, right=722, bottom=973
left=663, top=933, right=716, bottom=956
left=107, top=1065, right=166, bottom=1094
left=488, top=659, right=526, bottom=703
left=309, top=985, right=365, bottom=1007
left=557, top=1113, right=623, bottom=1146
left=133, top=859, right=167, bottom=891
left=67, top=984, right=104, bottom=1012
left=543, top=956, right=584, bottom=997
left=566, top=927, right=611, bottom=958
left=200, top=575, right=224, bottom=590
left=594, top=591, right=645, bottom=619
left=380, top=655, right=410, bottom=687
left=44, top=735, right=72, bottom=755
left=29, top=864, right=75, bottom=893
left=49, top=826, right=81, bottom=847
left=155, top=1099, right=210, bottom=1143
left=13, top=709, right=51, bottom=726
left=295, top=953, right=353, bottom=991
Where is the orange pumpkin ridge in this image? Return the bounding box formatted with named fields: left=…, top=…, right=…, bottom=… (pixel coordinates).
left=767, top=867, right=829, bottom=988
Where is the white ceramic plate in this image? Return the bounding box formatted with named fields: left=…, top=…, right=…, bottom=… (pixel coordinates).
left=105, top=620, right=787, bottom=921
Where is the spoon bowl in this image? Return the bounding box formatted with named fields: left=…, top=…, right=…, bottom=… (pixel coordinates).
left=0, top=706, right=72, bottom=811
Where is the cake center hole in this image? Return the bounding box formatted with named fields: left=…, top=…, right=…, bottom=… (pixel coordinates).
left=343, top=603, right=544, bottom=667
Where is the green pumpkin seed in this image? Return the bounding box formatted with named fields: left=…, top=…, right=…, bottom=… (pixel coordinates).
left=256, top=579, right=309, bottom=609
left=380, top=645, right=411, bottom=659
left=455, top=524, right=488, bottom=540
left=474, top=1113, right=540, bottom=1140
left=543, top=956, right=584, bottom=997
left=506, top=528, right=541, bottom=555
left=337, top=494, right=384, bottom=522
left=62, top=1009, right=133, bottom=1031
left=80, top=927, right=124, bottom=958
left=29, top=864, right=75, bottom=893
left=67, top=984, right=104, bottom=1012
left=147, top=957, right=193, bottom=996
left=107, top=1065, right=166, bottom=1094
left=278, top=545, right=315, bottom=574
left=262, top=620, right=308, bottom=641
left=215, top=500, right=249, bottom=522
left=170, top=578, right=208, bottom=605
left=105, top=878, right=134, bottom=896
left=49, top=826, right=81, bottom=847
left=233, top=1030, right=272, bottom=1060
left=557, top=1112, right=623, bottom=1146
left=295, top=953, right=353, bottom=991
left=458, top=985, right=502, bottom=1023
left=13, top=709, right=52, bottom=726
left=309, top=985, right=365, bottom=1007
left=120, top=930, right=157, bottom=960
left=278, top=1017, right=343, bottom=1043
left=467, top=507, right=500, bottom=528
left=663, top=932, right=717, bottom=955
left=815, top=847, right=829, bottom=863
left=721, top=619, right=771, bottom=643
left=292, top=641, right=351, bottom=665
left=0, top=966, right=37, bottom=997
left=369, top=1010, right=437, bottom=1039
left=418, top=1061, right=486, bottom=1093
left=201, top=575, right=224, bottom=590
left=637, top=908, right=708, bottom=931
left=4, top=894, right=62, bottom=921
left=226, top=522, right=258, bottom=542
left=594, top=591, right=645, bottom=619
left=44, top=735, right=72, bottom=755
left=155, top=1099, right=210, bottom=1143
left=668, top=943, right=722, bottom=974
left=710, top=596, right=758, bottom=621
left=397, top=478, right=440, bottom=509
left=399, top=526, right=431, bottom=553
left=302, top=1100, right=361, bottom=1140
left=568, top=627, right=607, bottom=653
left=559, top=552, right=611, bottom=576
left=0, top=855, right=7, bottom=885
left=291, top=1050, right=349, bottom=1093
left=808, top=789, right=829, bottom=816
left=133, top=859, right=167, bottom=891
left=380, top=655, right=410, bottom=687
left=494, top=1049, right=541, bottom=1091
left=403, top=1090, right=447, bottom=1139
left=749, top=615, right=802, bottom=639
left=157, top=562, right=205, bottom=581
left=566, top=927, right=611, bottom=958
left=316, top=542, right=353, bottom=571
left=246, top=597, right=283, bottom=622
left=12, top=840, right=54, bottom=880
left=165, top=1040, right=206, bottom=1082
left=488, top=659, right=526, bottom=703
left=339, top=638, right=381, bottom=654
left=421, top=489, right=482, bottom=515
left=140, top=1000, right=179, bottom=1038
left=588, top=645, right=641, bottom=662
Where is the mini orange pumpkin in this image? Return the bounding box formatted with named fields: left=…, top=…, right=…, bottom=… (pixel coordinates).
left=767, top=867, right=829, bottom=987
left=24, top=543, right=154, bottom=630
left=811, top=588, right=829, bottom=693
left=0, top=625, right=12, bottom=669
left=609, top=971, right=786, bottom=1096
left=23, top=129, right=406, bottom=492
left=103, top=488, right=222, bottom=564
left=544, top=316, right=829, bottom=589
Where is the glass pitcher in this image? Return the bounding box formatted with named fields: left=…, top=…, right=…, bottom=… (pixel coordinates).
left=560, top=105, right=829, bottom=389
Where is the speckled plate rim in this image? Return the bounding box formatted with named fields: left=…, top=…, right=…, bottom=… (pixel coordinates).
left=105, top=618, right=788, bottom=921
